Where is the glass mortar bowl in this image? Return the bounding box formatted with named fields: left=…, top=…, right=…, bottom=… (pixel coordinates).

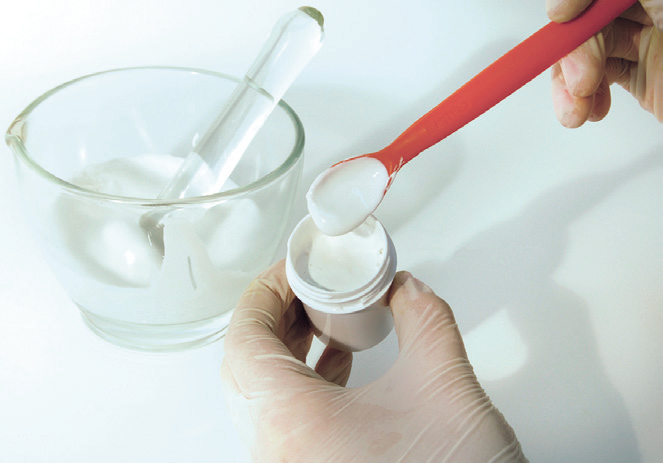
left=5, top=67, right=305, bottom=352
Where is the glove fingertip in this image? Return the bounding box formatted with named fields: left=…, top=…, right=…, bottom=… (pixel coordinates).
left=388, top=272, right=469, bottom=363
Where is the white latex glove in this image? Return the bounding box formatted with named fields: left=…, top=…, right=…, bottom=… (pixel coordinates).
left=547, top=0, right=663, bottom=126
left=221, top=261, right=528, bottom=462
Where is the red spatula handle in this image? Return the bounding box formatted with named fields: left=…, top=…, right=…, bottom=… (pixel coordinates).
left=371, top=0, right=637, bottom=174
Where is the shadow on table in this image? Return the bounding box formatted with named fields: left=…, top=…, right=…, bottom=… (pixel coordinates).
left=410, top=147, right=662, bottom=462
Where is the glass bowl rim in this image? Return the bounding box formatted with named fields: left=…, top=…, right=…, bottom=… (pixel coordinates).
left=4, top=65, right=305, bottom=206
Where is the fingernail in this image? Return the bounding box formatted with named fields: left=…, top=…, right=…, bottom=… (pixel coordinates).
left=546, top=0, right=562, bottom=18
left=560, top=56, right=583, bottom=94
left=546, top=0, right=572, bottom=22
left=652, top=11, right=663, bottom=31
left=547, top=0, right=592, bottom=22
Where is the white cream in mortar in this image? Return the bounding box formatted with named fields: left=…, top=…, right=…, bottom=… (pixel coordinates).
left=53, top=154, right=262, bottom=324
left=306, top=157, right=389, bottom=236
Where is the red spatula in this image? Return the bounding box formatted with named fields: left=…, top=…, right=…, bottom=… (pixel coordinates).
left=308, top=0, right=637, bottom=236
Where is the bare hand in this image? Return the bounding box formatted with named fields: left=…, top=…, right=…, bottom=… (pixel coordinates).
left=547, top=0, right=663, bottom=127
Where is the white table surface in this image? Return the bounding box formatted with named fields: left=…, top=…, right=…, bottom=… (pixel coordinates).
left=1, top=1, right=661, bottom=462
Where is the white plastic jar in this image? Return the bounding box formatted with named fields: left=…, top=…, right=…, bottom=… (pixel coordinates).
left=285, top=214, right=397, bottom=351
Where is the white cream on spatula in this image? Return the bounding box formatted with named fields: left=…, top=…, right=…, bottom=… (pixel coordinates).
left=307, top=0, right=633, bottom=236
left=306, top=157, right=390, bottom=236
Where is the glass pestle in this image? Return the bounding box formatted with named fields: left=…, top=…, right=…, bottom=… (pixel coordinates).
left=158, top=6, right=324, bottom=199
left=139, top=7, right=323, bottom=255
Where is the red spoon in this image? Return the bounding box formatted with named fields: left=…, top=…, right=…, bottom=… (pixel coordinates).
left=307, top=0, right=637, bottom=236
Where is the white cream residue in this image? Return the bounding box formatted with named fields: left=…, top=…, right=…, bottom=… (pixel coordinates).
left=72, top=154, right=185, bottom=198
left=304, top=218, right=384, bottom=292
left=53, top=154, right=264, bottom=324
left=306, top=157, right=389, bottom=236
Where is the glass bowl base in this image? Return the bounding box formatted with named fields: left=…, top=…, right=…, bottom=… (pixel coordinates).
left=77, top=305, right=233, bottom=352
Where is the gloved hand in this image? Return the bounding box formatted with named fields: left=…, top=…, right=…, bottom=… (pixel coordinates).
left=221, top=261, right=528, bottom=462
left=546, top=0, right=663, bottom=127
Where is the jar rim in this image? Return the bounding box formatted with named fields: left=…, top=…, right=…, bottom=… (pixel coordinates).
left=285, top=214, right=397, bottom=314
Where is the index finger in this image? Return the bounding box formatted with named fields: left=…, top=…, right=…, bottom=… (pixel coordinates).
left=228, top=259, right=301, bottom=345
left=222, top=261, right=320, bottom=398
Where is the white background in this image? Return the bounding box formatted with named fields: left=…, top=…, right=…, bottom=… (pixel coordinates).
left=1, top=0, right=661, bottom=462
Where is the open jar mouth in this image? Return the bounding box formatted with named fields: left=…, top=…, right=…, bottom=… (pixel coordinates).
left=286, top=214, right=397, bottom=313
left=4, top=66, right=306, bottom=206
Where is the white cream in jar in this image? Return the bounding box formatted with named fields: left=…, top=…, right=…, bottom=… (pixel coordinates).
left=285, top=214, right=396, bottom=351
